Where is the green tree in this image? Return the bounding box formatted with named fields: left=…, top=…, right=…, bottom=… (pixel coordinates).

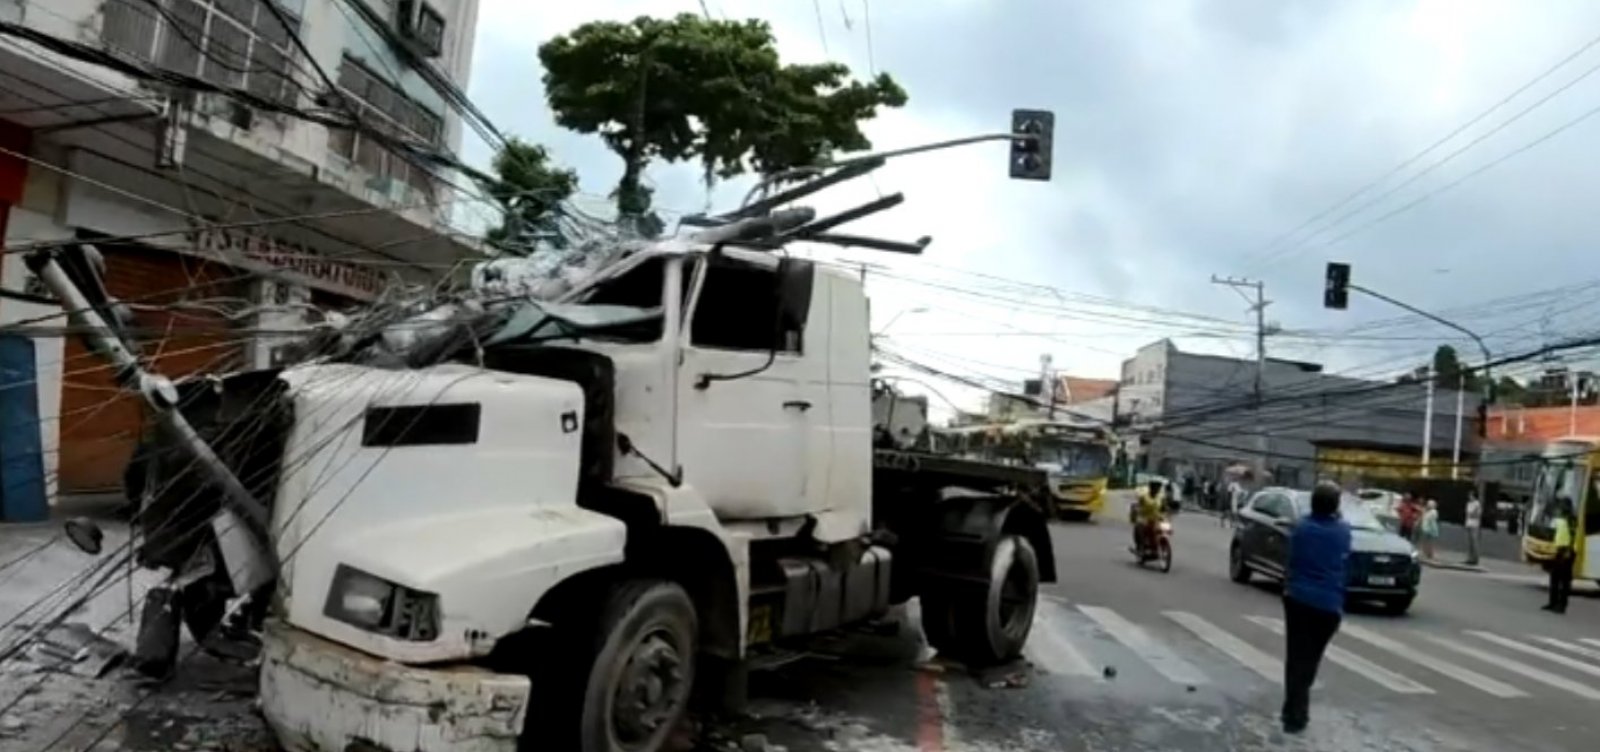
left=481, top=138, right=578, bottom=253
left=538, top=13, right=907, bottom=229
left=1495, top=375, right=1526, bottom=405
left=1429, top=344, right=1484, bottom=393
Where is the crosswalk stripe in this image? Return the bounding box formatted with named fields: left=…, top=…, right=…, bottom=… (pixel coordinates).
left=1339, top=624, right=1526, bottom=698
left=1164, top=611, right=1281, bottom=684
left=1245, top=617, right=1433, bottom=694
left=1583, top=638, right=1600, bottom=650
left=1534, top=637, right=1600, bottom=665
left=1077, top=605, right=1210, bottom=686
left=1421, top=634, right=1600, bottom=701
left=1468, top=631, right=1600, bottom=680
left=1025, top=602, right=1098, bottom=677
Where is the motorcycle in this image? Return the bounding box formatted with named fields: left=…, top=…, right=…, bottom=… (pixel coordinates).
left=1134, top=519, right=1174, bottom=573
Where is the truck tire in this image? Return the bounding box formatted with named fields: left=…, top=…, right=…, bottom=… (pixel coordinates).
left=535, top=579, right=698, bottom=752
left=936, top=535, right=1039, bottom=666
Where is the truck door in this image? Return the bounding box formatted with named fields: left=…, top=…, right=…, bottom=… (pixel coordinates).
left=676, top=253, right=828, bottom=520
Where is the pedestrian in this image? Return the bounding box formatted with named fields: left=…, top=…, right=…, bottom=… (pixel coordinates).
left=1464, top=491, right=1483, bottom=566
left=1183, top=474, right=1197, bottom=510
left=1280, top=482, right=1352, bottom=735
left=1419, top=499, right=1440, bottom=560
left=1224, top=475, right=1245, bottom=527
left=1544, top=498, right=1577, bottom=614
left=1397, top=493, right=1419, bottom=541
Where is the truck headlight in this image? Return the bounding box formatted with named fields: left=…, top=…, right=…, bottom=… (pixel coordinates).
left=323, top=565, right=441, bottom=641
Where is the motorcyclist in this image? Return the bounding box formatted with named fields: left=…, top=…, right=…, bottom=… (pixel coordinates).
left=1133, top=480, right=1168, bottom=554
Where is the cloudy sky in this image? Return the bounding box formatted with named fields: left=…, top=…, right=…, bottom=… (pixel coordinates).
left=459, top=0, right=1600, bottom=414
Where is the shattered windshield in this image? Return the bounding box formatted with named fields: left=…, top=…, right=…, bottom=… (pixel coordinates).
left=339, top=243, right=673, bottom=366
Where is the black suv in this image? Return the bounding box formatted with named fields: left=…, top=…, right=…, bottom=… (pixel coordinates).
left=1229, top=487, right=1422, bottom=614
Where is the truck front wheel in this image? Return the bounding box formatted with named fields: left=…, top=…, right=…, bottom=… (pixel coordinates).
left=550, top=579, right=698, bottom=752
left=922, top=535, right=1039, bottom=666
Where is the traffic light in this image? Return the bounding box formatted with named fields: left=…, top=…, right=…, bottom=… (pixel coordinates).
left=1009, top=109, right=1054, bottom=181
left=1324, top=262, right=1350, bottom=310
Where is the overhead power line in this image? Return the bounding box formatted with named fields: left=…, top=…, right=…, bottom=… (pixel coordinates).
left=1244, top=28, right=1600, bottom=268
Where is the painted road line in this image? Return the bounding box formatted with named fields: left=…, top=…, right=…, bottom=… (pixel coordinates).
left=1583, top=638, right=1600, bottom=650
left=1164, top=611, right=1281, bottom=684
left=1025, top=601, right=1098, bottom=677
left=1077, top=605, right=1210, bottom=686
left=1422, top=634, right=1600, bottom=701
left=1246, top=617, right=1433, bottom=694
left=1339, top=623, right=1526, bottom=699
left=1534, top=636, right=1600, bottom=665
left=1468, top=631, right=1600, bottom=680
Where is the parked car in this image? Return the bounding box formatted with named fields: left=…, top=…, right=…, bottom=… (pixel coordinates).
left=1229, top=486, right=1422, bottom=614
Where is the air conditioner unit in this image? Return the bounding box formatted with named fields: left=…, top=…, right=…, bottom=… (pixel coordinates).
left=396, top=0, right=445, bottom=58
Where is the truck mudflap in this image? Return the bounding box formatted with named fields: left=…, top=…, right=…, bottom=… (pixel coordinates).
left=259, top=620, right=529, bottom=752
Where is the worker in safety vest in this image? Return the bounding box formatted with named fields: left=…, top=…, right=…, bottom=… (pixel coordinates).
left=1544, top=497, right=1577, bottom=614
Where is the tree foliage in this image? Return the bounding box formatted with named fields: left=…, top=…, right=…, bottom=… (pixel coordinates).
left=1430, top=345, right=1483, bottom=393
left=482, top=138, right=578, bottom=253
left=538, top=13, right=908, bottom=223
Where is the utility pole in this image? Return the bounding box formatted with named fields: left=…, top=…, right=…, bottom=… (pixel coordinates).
left=1422, top=366, right=1435, bottom=478
left=1040, top=353, right=1057, bottom=419
left=1452, top=372, right=1464, bottom=480
left=1570, top=373, right=1581, bottom=436
left=1212, top=275, right=1270, bottom=479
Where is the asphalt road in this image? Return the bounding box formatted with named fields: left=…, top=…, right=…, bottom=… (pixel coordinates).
left=739, top=492, right=1600, bottom=752
left=5, top=500, right=1597, bottom=752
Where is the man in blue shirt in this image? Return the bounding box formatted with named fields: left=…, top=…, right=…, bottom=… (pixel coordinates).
left=1281, top=482, right=1353, bottom=735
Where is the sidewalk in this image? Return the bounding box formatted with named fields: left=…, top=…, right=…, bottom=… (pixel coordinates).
left=0, top=509, right=272, bottom=750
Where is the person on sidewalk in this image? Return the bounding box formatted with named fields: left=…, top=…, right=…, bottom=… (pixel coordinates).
left=1419, top=499, right=1440, bottom=560
left=1544, top=498, right=1577, bottom=614
left=1280, top=482, right=1352, bottom=735
left=1464, top=491, right=1483, bottom=566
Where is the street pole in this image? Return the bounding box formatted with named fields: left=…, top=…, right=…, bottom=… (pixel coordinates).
left=1212, top=275, right=1270, bottom=480
left=1452, top=372, right=1464, bottom=480
left=1422, top=366, right=1435, bottom=479
left=1348, top=284, right=1492, bottom=402
left=1041, top=353, right=1057, bottom=420
left=1571, top=375, right=1580, bottom=435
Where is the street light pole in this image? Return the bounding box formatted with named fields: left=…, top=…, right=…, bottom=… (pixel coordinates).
left=1452, top=372, right=1465, bottom=479
left=1422, top=367, right=1434, bottom=478
left=1348, top=283, right=1493, bottom=399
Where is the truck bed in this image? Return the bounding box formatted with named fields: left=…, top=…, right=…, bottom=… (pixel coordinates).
left=872, top=449, right=1051, bottom=496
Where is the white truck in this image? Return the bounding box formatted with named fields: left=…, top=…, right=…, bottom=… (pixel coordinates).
left=30, top=155, right=1060, bottom=752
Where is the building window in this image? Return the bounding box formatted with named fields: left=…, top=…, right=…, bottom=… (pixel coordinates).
left=398, top=0, right=446, bottom=58
left=326, top=56, right=443, bottom=202
left=101, top=0, right=301, bottom=106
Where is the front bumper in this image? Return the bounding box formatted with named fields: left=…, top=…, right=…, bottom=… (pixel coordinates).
left=260, top=620, right=529, bottom=752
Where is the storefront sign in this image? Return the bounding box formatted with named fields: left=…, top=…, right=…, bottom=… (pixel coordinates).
left=193, top=228, right=386, bottom=301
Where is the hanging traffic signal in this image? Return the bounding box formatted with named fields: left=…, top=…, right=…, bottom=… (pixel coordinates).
left=1324, top=262, right=1351, bottom=310
left=1009, top=109, right=1054, bottom=181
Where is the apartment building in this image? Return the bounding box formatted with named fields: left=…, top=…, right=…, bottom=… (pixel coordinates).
left=0, top=0, right=484, bottom=513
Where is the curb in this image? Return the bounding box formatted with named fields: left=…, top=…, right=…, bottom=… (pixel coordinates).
left=1420, top=559, right=1487, bottom=573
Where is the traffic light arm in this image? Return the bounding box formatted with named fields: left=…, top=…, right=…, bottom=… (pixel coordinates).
left=1349, top=283, right=1494, bottom=401
left=823, top=132, right=1041, bottom=170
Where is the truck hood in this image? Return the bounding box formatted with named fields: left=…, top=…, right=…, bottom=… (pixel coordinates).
left=269, top=363, right=616, bottom=662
